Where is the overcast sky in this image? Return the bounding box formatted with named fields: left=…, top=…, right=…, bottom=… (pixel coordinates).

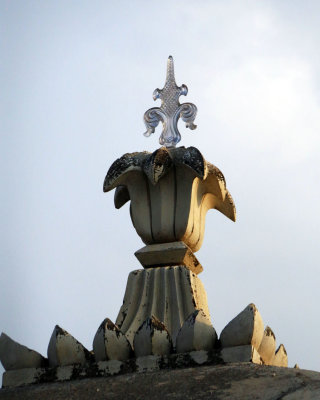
left=1, top=0, right=320, bottom=380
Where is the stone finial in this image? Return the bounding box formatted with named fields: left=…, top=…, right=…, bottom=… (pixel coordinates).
left=258, top=326, right=276, bottom=365
left=133, top=316, right=172, bottom=357
left=143, top=56, right=197, bottom=148
left=93, top=318, right=132, bottom=362
left=176, top=310, right=217, bottom=353
left=0, top=332, right=47, bottom=371
left=220, top=304, right=264, bottom=350
left=47, top=326, right=92, bottom=367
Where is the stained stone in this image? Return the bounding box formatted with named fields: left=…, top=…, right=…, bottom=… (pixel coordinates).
left=220, top=304, right=264, bottom=350
left=47, top=326, right=91, bottom=367
left=133, top=316, right=172, bottom=357
left=0, top=333, right=47, bottom=371
left=93, top=318, right=132, bottom=362
left=115, top=266, right=210, bottom=347
left=176, top=310, right=217, bottom=353
left=2, top=364, right=319, bottom=399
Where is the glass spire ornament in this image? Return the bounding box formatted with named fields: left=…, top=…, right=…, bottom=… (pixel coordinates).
left=143, top=56, right=197, bottom=148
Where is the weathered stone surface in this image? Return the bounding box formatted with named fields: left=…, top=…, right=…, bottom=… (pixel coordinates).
left=220, top=304, right=264, bottom=350
left=2, top=359, right=124, bottom=388
left=2, top=349, right=219, bottom=388
left=47, top=326, right=91, bottom=367
left=176, top=310, right=217, bottom=353
left=133, top=317, right=172, bottom=357
left=0, top=333, right=47, bottom=371
left=104, top=146, right=236, bottom=253
left=273, top=344, right=288, bottom=367
left=93, top=319, right=132, bottom=362
left=258, top=326, right=276, bottom=365
left=116, top=266, right=210, bottom=346
left=135, top=355, right=162, bottom=373
left=281, top=387, right=320, bottom=399
left=221, top=345, right=262, bottom=364
left=1, top=364, right=320, bottom=400
left=2, top=367, right=46, bottom=388
left=135, top=241, right=203, bottom=274
left=103, top=147, right=208, bottom=191
left=96, top=360, right=123, bottom=376
left=143, top=147, right=173, bottom=184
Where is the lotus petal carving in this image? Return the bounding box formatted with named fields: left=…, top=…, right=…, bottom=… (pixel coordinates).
left=104, top=146, right=236, bottom=252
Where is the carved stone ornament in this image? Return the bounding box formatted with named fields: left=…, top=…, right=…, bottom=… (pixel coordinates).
left=143, top=56, right=197, bottom=148
left=104, top=146, right=236, bottom=254
left=0, top=57, right=293, bottom=391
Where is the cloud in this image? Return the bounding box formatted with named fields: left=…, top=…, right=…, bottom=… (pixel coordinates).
left=205, top=56, right=320, bottom=164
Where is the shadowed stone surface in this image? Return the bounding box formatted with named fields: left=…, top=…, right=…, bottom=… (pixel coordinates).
left=0, top=363, right=320, bottom=400
left=176, top=310, right=217, bottom=353
left=133, top=317, right=172, bottom=357
left=220, top=303, right=264, bottom=350
left=0, top=333, right=47, bottom=370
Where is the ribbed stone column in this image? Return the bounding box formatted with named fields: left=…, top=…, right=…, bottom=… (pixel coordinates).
left=115, top=266, right=210, bottom=346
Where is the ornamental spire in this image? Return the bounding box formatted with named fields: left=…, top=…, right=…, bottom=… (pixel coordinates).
left=143, top=56, right=197, bottom=148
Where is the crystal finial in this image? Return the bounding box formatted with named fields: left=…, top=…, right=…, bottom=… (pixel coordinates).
left=143, top=56, right=197, bottom=148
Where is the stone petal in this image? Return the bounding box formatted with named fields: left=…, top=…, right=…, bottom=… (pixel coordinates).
left=0, top=332, right=47, bottom=371
left=103, top=151, right=149, bottom=191
left=213, top=190, right=236, bottom=222
left=171, top=146, right=207, bottom=179
left=93, top=318, right=132, bottom=362
left=220, top=304, right=264, bottom=350
left=114, top=185, right=130, bottom=209
left=273, top=344, right=288, bottom=367
left=258, top=326, right=276, bottom=365
left=176, top=310, right=217, bottom=353
left=133, top=316, right=172, bottom=357
left=143, top=147, right=173, bottom=184
left=47, top=325, right=91, bottom=367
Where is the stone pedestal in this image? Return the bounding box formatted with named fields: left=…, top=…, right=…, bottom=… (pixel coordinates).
left=115, top=266, right=210, bottom=346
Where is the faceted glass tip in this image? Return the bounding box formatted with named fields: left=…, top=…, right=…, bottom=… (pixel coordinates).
left=143, top=56, right=197, bottom=148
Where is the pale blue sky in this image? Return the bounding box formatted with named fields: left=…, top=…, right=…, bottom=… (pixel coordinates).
left=1, top=0, right=320, bottom=380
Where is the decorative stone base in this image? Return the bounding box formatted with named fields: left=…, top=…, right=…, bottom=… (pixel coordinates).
left=135, top=242, right=203, bottom=274
left=1, top=349, right=238, bottom=388
left=2, top=363, right=319, bottom=400
left=115, top=266, right=210, bottom=346
left=0, top=345, right=298, bottom=390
